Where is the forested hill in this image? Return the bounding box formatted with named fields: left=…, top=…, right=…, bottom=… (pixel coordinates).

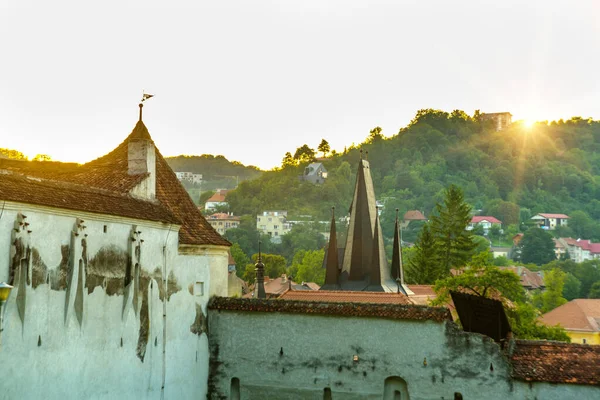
left=227, top=109, right=600, bottom=239
left=165, top=155, right=262, bottom=181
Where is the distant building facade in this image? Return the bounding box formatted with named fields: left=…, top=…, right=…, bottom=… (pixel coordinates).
left=531, top=213, right=569, bottom=230
left=558, top=237, right=600, bottom=263
left=175, top=171, right=203, bottom=184
left=482, top=112, right=512, bottom=131
left=256, top=211, right=292, bottom=242
left=206, top=212, right=241, bottom=235
left=468, top=216, right=502, bottom=233
left=301, top=162, right=327, bottom=184
left=541, top=299, right=600, bottom=345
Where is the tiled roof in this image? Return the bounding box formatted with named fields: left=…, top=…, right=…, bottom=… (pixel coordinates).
left=510, top=340, right=600, bottom=385
left=208, top=296, right=452, bottom=323
left=498, top=266, right=544, bottom=290
left=537, top=213, right=570, bottom=219
left=403, top=210, right=426, bottom=221
left=407, top=285, right=436, bottom=296
left=206, top=190, right=228, bottom=203
left=562, top=238, right=600, bottom=254
left=207, top=213, right=240, bottom=220
left=279, top=290, right=411, bottom=304
left=0, top=171, right=179, bottom=224
left=471, top=216, right=502, bottom=224
left=0, top=119, right=229, bottom=247
left=540, top=299, right=600, bottom=332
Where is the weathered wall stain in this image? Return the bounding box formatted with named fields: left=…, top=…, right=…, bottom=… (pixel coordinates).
left=86, top=245, right=129, bottom=296
left=49, top=245, right=70, bottom=291
left=190, top=304, right=206, bottom=336
left=31, top=248, right=48, bottom=289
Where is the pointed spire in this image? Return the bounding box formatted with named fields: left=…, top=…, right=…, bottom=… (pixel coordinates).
left=391, top=208, right=404, bottom=285
left=369, top=213, right=382, bottom=285
left=324, top=207, right=340, bottom=287
left=254, top=241, right=266, bottom=299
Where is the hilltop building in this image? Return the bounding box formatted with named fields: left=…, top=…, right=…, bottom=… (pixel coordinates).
left=0, top=103, right=230, bottom=399
left=204, top=189, right=228, bottom=211
left=300, top=162, right=327, bottom=184
left=206, top=212, right=240, bottom=235
left=175, top=171, right=203, bottom=184
left=481, top=112, right=512, bottom=131
left=256, top=210, right=292, bottom=242
left=531, top=213, right=569, bottom=230
left=468, top=216, right=502, bottom=233
left=558, top=237, right=600, bottom=262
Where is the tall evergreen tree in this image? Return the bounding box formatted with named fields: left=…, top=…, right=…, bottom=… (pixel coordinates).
left=429, top=185, right=477, bottom=275
left=405, top=223, right=442, bottom=284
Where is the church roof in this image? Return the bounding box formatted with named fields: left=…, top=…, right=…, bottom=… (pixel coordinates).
left=0, top=116, right=229, bottom=247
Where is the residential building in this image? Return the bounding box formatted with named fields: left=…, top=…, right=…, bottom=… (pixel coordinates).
left=245, top=274, right=318, bottom=299
left=481, top=112, right=512, bottom=131
left=175, top=171, right=203, bottom=184
left=497, top=266, right=545, bottom=292
left=531, top=213, right=569, bottom=230
left=540, top=299, right=600, bottom=344
left=205, top=189, right=228, bottom=211
left=558, top=237, right=600, bottom=263
left=256, top=210, right=292, bottom=242
left=206, top=212, right=240, bottom=235
left=400, top=210, right=426, bottom=229
left=0, top=105, right=230, bottom=399
left=301, top=162, right=327, bottom=184
left=468, top=216, right=502, bottom=233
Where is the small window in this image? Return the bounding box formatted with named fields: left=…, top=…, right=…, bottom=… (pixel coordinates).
left=323, top=388, right=332, bottom=400
left=230, top=377, right=240, bottom=400
left=103, top=225, right=108, bottom=233
left=194, top=282, right=204, bottom=296
left=583, top=338, right=587, bottom=344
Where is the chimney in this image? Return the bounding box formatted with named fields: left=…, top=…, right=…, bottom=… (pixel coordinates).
left=127, top=104, right=156, bottom=200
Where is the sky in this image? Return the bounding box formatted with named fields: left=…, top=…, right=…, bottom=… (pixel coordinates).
left=1, top=1, right=599, bottom=170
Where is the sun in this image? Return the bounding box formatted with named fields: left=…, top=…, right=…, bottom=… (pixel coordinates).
left=522, top=119, right=535, bottom=129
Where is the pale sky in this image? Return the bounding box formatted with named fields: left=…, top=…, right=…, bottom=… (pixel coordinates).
left=1, top=1, right=599, bottom=170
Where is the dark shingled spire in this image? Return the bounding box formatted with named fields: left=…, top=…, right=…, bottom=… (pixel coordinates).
left=391, top=208, right=404, bottom=283
left=254, top=242, right=266, bottom=299
left=323, top=207, right=340, bottom=288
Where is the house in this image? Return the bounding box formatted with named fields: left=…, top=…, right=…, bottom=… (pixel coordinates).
left=206, top=212, right=241, bottom=235
left=301, top=162, right=327, bottom=184
left=245, top=274, right=317, bottom=299
left=531, top=213, right=569, bottom=230
left=205, top=189, right=228, bottom=211
left=468, top=216, right=502, bottom=233
left=400, top=210, right=427, bottom=229
left=497, top=266, right=545, bottom=292
left=540, top=299, right=600, bottom=344
left=481, top=112, right=512, bottom=131
left=0, top=104, right=230, bottom=399
left=558, top=237, right=600, bottom=263
left=256, top=211, right=292, bottom=243
left=175, top=171, right=203, bottom=184
left=553, top=238, right=568, bottom=259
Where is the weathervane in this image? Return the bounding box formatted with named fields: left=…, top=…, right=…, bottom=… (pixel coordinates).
left=139, top=91, right=154, bottom=121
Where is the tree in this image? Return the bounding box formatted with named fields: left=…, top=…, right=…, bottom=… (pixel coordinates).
left=230, top=243, right=250, bottom=278
left=518, top=228, right=556, bottom=265
left=562, top=272, right=582, bottom=301
left=533, top=269, right=568, bottom=313
left=293, top=144, right=316, bottom=164
left=251, top=253, right=287, bottom=280
left=429, top=185, right=477, bottom=275
left=0, top=148, right=27, bottom=160
left=293, top=249, right=325, bottom=285
left=568, top=210, right=595, bottom=239
left=405, top=223, right=442, bottom=284
left=317, top=139, right=330, bottom=157
left=32, top=154, right=52, bottom=161
left=588, top=282, right=600, bottom=298
left=279, top=223, right=326, bottom=263
left=281, top=152, right=295, bottom=168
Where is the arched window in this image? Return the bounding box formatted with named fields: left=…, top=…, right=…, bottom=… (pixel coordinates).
left=323, top=387, right=332, bottom=400
left=383, top=376, right=409, bottom=400
left=230, top=377, right=240, bottom=400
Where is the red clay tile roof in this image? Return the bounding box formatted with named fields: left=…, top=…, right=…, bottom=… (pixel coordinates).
left=407, top=285, right=436, bottom=296
left=0, top=171, right=179, bottom=224
left=206, top=192, right=227, bottom=202
left=537, top=213, right=570, bottom=219
left=540, top=299, right=600, bottom=332
left=0, top=120, right=229, bottom=247
left=498, top=266, right=545, bottom=290
left=208, top=296, right=452, bottom=322
left=510, top=339, right=600, bottom=385
left=403, top=210, right=426, bottom=221
left=279, top=290, right=411, bottom=304
left=471, top=216, right=502, bottom=224
left=562, top=238, right=600, bottom=254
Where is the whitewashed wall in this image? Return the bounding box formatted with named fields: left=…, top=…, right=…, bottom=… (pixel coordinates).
left=0, top=201, right=227, bottom=399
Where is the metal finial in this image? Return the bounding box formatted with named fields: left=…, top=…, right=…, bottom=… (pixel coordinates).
left=331, top=206, right=335, bottom=218
left=258, top=241, right=262, bottom=261
left=138, top=103, right=143, bottom=122
left=359, top=149, right=363, bottom=159
left=395, top=208, right=399, bottom=221
left=365, top=150, right=368, bottom=161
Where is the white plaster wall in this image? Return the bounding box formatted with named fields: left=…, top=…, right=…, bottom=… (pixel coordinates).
left=0, top=202, right=218, bottom=399
left=208, top=310, right=600, bottom=399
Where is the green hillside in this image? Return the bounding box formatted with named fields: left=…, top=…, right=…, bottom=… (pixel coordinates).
left=227, top=109, right=600, bottom=240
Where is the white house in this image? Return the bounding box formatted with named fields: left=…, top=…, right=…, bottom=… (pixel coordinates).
left=205, top=189, right=229, bottom=211
left=176, top=171, right=203, bottom=184
left=467, top=216, right=502, bottom=233
left=531, top=213, right=569, bottom=230
left=256, top=211, right=292, bottom=242
left=0, top=107, right=230, bottom=399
